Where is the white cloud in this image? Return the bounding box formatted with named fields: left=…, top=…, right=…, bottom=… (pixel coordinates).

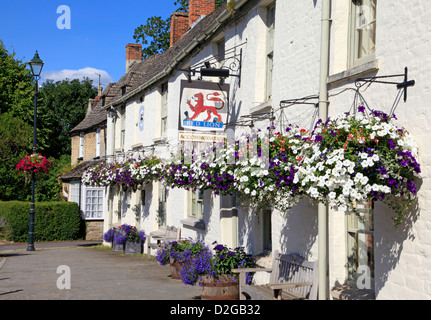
left=41, top=67, right=113, bottom=88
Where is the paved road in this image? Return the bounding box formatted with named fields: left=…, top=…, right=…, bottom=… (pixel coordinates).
left=0, top=241, right=201, bottom=300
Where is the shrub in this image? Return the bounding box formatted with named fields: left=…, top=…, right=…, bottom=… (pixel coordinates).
left=0, top=201, right=85, bottom=242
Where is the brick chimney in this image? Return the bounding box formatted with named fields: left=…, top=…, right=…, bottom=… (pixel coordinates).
left=126, top=43, right=142, bottom=73
left=170, top=11, right=189, bottom=46
left=170, top=0, right=215, bottom=46
left=189, top=0, right=215, bottom=27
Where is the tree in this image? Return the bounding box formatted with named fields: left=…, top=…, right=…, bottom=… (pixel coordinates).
left=38, top=78, right=98, bottom=159
left=0, top=40, right=34, bottom=120
left=0, top=113, right=32, bottom=201
left=133, top=0, right=226, bottom=59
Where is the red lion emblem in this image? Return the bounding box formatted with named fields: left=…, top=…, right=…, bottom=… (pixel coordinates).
left=186, top=92, right=224, bottom=122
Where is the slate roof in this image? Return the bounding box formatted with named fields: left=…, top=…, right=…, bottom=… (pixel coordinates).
left=70, top=2, right=229, bottom=133
left=61, top=159, right=105, bottom=182
left=69, top=83, right=115, bottom=135
left=107, top=3, right=228, bottom=106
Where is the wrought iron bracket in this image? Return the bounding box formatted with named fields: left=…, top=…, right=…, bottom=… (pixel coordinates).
left=279, top=95, right=319, bottom=109
left=355, top=67, right=415, bottom=102
left=177, top=45, right=243, bottom=86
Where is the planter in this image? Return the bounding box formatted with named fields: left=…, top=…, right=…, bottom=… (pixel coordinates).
left=169, top=258, right=184, bottom=279
left=112, top=241, right=125, bottom=253
left=125, top=241, right=144, bottom=255
left=200, top=275, right=239, bottom=300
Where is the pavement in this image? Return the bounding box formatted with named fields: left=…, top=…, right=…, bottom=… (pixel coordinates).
left=0, top=240, right=201, bottom=300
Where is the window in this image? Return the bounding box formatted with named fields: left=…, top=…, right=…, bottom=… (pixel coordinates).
left=84, top=187, right=104, bottom=220
left=79, top=133, right=84, bottom=159
left=69, top=182, right=80, bottom=204
left=157, top=182, right=167, bottom=228
left=120, top=106, right=126, bottom=148
left=188, top=189, right=204, bottom=220
left=347, top=201, right=374, bottom=288
left=96, top=128, right=101, bottom=158
left=263, top=209, right=272, bottom=251
left=217, top=38, right=225, bottom=67
left=349, top=0, right=377, bottom=68
left=160, top=83, right=168, bottom=136
left=265, top=3, right=275, bottom=101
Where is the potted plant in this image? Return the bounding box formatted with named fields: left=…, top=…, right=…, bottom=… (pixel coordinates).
left=179, top=242, right=254, bottom=300
left=155, top=239, right=207, bottom=279
left=116, top=224, right=146, bottom=255
left=103, top=227, right=124, bottom=252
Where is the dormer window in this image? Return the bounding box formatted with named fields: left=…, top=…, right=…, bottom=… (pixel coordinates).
left=121, top=85, right=127, bottom=96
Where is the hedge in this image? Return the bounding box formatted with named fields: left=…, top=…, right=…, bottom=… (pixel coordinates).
left=0, top=201, right=85, bottom=242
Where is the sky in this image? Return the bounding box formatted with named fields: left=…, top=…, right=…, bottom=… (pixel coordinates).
left=0, top=1, right=178, bottom=88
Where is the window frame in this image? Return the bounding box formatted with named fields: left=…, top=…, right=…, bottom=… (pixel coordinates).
left=160, top=82, right=168, bottom=136
left=120, top=106, right=126, bottom=148
left=96, top=128, right=101, bottom=158
left=83, top=186, right=105, bottom=220
left=348, top=0, right=377, bottom=68
left=79, top=132, right=84, bottom=159
left=265, top=2, right=275, bottom=102
left=157, top=182, right=167, bottom=228
left=69, top=181, right=80, bottom=204
left=188, top=189, right=204, bottom=221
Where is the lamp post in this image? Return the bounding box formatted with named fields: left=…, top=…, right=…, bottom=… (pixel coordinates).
left=27, top=51, right=44, bottom=251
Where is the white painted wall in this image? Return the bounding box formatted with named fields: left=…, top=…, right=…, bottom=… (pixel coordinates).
left=103, top=0, right=431, bottom=299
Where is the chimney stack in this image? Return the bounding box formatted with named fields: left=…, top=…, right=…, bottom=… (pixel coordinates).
left=126, top=43, right=142, bottom=72
left=170, top=0, right=216, bottom=46
left=189, top=0, right=215, bottom=27
left=170, top=11, right=189, bottom=46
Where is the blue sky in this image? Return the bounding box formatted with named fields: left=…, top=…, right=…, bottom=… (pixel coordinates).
left=0, top=1, right=178, bottom=88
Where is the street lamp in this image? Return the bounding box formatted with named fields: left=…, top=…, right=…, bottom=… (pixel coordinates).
left=27, top=51, right=44, bottom=251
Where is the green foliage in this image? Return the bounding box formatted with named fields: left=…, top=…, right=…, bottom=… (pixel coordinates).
left=0, top=201, right=85, bottom=242
left=133, top=0, right=226, bottom=59
left=1, top=41, right=97, bottom=203
left=38, top=78, right=98, bottom=159
left=34, top=154, right=72, bottom=202
left=0, top=113, right=32, bottom=201
left=0, top=40, right=34, bottom=118
left=133, top=16, right=170, bottom=59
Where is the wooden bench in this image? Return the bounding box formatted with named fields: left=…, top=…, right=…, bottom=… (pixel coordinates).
left=147, top=226, right=181, bottom=259
left=232, top=250, right=318, bottom=300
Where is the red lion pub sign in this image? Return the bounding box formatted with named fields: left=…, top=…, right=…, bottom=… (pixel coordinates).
left=179, top=80, right=229, bottom=132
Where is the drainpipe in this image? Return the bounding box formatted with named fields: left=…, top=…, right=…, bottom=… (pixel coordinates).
left=318, top=0, right=331, bottom=300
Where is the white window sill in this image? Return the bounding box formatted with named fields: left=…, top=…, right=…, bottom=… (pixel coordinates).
left=180, top=218, right=205, bottom=230
left=328, top=59, right=379, bottom=86
left=250, top=100, right=273, bottom=114
left=153, top=136, right=167, bottom=145
left=131, top=143, right=143, bottom=150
